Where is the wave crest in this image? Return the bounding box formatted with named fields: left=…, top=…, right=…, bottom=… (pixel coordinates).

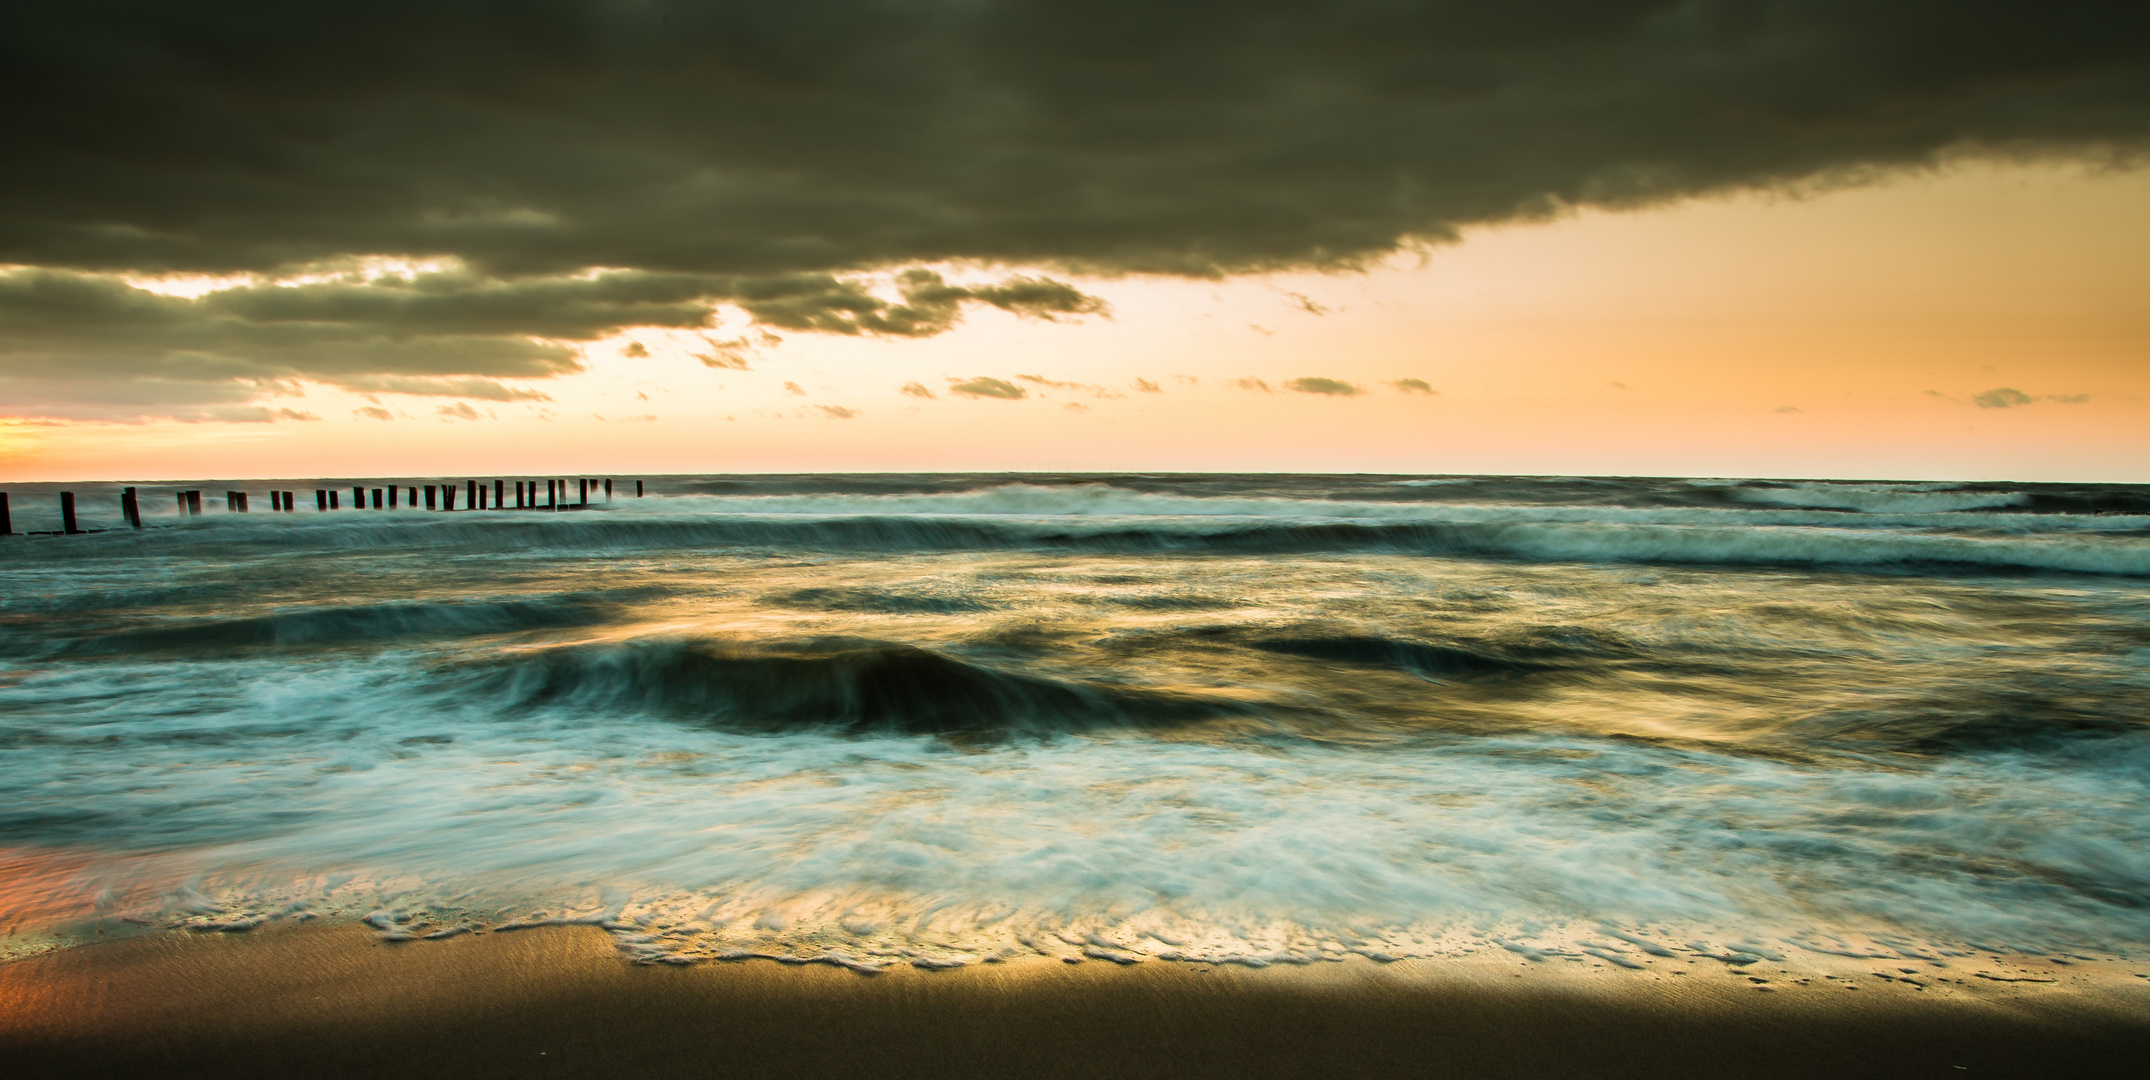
left=485, top=638, right=1263, bottom=737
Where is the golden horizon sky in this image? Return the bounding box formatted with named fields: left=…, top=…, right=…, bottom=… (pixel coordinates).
left=4, top=160, right=2145, bottom=484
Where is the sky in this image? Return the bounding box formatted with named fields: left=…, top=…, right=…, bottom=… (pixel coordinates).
left=2, top=1, right=2146, bottom=482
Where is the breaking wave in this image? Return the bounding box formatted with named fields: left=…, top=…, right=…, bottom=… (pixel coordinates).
left=40, top=594, right=621, bottom=657
left=1727, top=483, right=2031, bottom=514
left=57, top=484, right=2150, bottom=576
left=480, top=637, right=1265, bottom=737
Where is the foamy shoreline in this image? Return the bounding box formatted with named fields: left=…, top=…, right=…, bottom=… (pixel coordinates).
left=7, top=918, right=2148, bottom=1079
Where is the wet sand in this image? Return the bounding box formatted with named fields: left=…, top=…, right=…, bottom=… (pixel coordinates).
left=5, top=921, right=2147, bottom=1079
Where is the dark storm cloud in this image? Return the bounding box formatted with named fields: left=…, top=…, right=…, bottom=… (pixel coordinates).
left=2, top=1, right=2144, bottom=415
left=735, top=271, right=1103, bottom=336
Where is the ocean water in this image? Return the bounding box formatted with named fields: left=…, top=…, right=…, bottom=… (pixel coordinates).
left=3, top=473, right=2148, bottom=970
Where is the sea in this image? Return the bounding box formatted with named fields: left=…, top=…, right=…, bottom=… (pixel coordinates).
left=3, top=472, right=2148, bottom=970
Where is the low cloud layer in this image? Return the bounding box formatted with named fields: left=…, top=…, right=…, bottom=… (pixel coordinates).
left=1286, top=377, right=1364, bottom=396
left=948, top=377, right=1027, bottom=400
left=0, top=264, right=1099, bottom=417
left=1928, top=387, right=2093, bottom=408
left=3, top=2, right=2144, bottom=417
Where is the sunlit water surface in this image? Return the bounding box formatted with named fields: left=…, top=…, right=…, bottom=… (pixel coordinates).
left=2, top=473, right=2147, bottom=970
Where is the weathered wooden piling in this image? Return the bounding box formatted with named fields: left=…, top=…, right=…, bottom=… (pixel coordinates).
left=123, top=487, right=142, bottom=529
left=637, top=480, right=644, bottom=497
left=493, top=479, right=504, bottom=508
left=548, top=479, right=558, bottom=510
left=424, top=485, right=436, bottom=510
left=579, top=478, right=589, bottom=507
left=316, top=490, right=327, bottom=511
left=60, top=492, right=80, bottom=534
left=185, top=490, right=203, bottom=516
left=445, top=483, right=459, bottom=511
left=329, top=490, right=340, bottom=509
left=465, top=480, right=476, bottom=509
left=1, top=492, right=10, bottom=534
left=605, top=478, right=613, bottom=501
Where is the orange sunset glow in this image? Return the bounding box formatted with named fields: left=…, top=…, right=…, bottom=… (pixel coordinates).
left=5, top=162, right=2144, bottom=483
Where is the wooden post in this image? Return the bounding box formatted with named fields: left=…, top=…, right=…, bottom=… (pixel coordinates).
left=186, top=490, right=203, bottom=516
left=579, top=478, right=588, bottom=507
left=637, top=480, right=644, bottom=497
left=328, top=490, right=339, bottom=510
left=465, top=480, right=476, bottom=509
left=0, top=492, right=10, bottom=534
left=316, top=490, right=327, bottom=511
left=124, top=486, right=143, bottom=528
left=514, top=481, right=524, bottom=508
left=605, top=478, right=613, bottom=501
left=285, top=491, right=296, bottom=512
left=60, top=492, right=80, bottom=534
left=441, top=484, right=455, bottom=511
left=547, top=479, right=557, bottom=510
left=493, top=479, right=503, bottom=508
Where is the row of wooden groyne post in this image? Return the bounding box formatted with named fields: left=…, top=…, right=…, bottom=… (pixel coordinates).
left=0, top=478, right=646, bottom=537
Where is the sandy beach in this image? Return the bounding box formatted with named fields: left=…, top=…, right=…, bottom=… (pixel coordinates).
left=6, top=921, right=2147, bottom=1079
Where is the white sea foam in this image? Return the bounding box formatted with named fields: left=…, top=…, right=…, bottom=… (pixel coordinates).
left=11, top=652, right=2147, bottom=965
left=1728, top=484, right=2029, bottom=514
left=8, top=474, right=2147, bottom=972
left=93, top=484, right=2149, bottom=575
